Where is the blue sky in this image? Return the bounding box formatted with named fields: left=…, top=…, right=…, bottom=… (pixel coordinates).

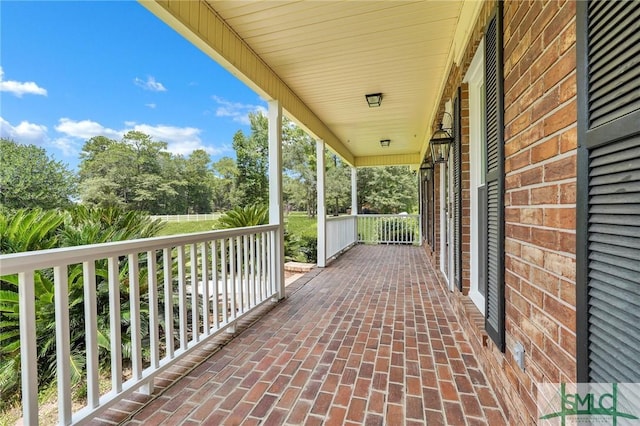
left=1, top=1, right=266, bottom=170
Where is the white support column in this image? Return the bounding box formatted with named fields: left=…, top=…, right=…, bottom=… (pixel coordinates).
left=351, top=167, right=358, bottom=215
left=317, top=139, right=327, bottom=268
left=268, top=100, right=285, bottom=300
left=351, top=166, right=358, bottom=245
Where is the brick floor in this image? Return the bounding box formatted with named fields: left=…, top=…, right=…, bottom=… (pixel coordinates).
left=121, top=245, right=506, bottom=425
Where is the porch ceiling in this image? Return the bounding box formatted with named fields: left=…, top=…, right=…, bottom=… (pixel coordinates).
left=142, top=1, right=480, bottom=167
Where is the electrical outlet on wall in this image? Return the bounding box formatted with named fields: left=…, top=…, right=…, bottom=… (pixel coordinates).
left=513, top=342, right=525, bottom=371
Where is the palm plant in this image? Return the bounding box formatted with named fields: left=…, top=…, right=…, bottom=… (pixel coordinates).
left=215, top=204, right=269, bottom=229
left=0, top=207, right=164, bottom=411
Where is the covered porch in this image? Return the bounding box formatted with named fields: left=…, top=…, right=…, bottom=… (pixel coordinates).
left=99, top=245, right=505, bottom=425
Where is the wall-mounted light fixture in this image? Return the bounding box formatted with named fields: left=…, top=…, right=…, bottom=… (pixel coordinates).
left=380, top=139, right=391, bottom=147
left=365, top=93, right=383, bottom=107
left=420, top=160, right=433, bottom=181
left=429, top=112, right=454, bottom=163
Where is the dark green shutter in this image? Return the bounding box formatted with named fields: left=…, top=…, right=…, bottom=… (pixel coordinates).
left=453, top=88, right=463, bottom=291
left=577, top=0, right=640, bottom=383
left=484, top=5, right=505, bottom=351
left=427, top=165, right=435, bottom=248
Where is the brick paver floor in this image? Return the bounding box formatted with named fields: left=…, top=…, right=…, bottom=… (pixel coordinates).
left=122, top=245, right=506, bottom=425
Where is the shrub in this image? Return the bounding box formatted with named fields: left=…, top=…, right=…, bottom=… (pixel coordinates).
left=299, top=235, right=318, bottom=263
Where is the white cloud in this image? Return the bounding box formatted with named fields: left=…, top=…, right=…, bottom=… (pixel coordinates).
left=55, top=118, right=122, bottom=140
left=134, top=76, right=166, bottom=92
left=50, top=137, right=80, bottom=157
left=0, top=67, right=47, bottom=97
left=51, top=118, right=229, bottom=157
left=128, top=122, right=228, bottom=156
left=0, top=116, right=48, bottom=143
left=212, top=95, right=266, bottom=125
left=145, top=103, right=157, bottom=109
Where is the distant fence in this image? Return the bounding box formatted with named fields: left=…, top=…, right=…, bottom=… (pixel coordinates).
left=150, top=214, right=221, bottom=222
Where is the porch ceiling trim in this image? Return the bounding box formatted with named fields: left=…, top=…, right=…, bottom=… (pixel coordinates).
left=354, top=153, right=421, bottom=168
left=140, top=0, right=355, bottom=165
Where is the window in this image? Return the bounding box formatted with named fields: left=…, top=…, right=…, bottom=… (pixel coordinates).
left=465, top=36, right=486, bottom=313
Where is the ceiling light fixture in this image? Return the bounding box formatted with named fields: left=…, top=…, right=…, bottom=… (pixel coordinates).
left=365, top=93, right=383, bottom=107
left=380, top=139, right=391, bottom=147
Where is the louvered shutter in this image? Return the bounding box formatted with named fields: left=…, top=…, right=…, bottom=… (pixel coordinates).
left=484, top=6, right=505, bottom=351
left=427, top=167, right=435, bottom=248
left=453, top=89, right=463, bottom=291
left=577, top=0, right=640, bottom=383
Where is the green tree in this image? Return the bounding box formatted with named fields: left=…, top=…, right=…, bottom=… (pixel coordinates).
left=0, top=139, right=77, bottom=210
left=325, top=154, right=351, bottom=216
left=233, top=113, right=268, bottom=207
left=357, top=166, right=418, bottom=213
left=211, top=156, right=237, bottom=211
left=77, top=132, right=200, bottom=214
left=282, top=123, right=317, bottom=216
left=184, top=150, right=213, bottom=213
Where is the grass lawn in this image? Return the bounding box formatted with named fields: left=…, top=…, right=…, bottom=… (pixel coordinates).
left=285, top=212, right=317, bottom=238
left=156, top=220, right=218, bottom=236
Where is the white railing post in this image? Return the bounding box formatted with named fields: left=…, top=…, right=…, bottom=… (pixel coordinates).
left=268, top=99, right=285, bottom=300
left=317, top=139, right=327, bottom=268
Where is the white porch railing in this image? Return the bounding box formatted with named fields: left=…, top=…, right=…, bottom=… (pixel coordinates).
left=326, top=215, right=358, bottom=258
left=0, top=225, right=280, bottom=425
left=357, top=214, right=420, bottom=245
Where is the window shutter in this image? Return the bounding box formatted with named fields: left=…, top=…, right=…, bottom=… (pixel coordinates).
left=453, top=88, right=463, bottom=291
left=483, top=5, right=505, bottom=351
left=427, top=167, right=435, bottom=248
left=577, top=0, right=640, bottom=383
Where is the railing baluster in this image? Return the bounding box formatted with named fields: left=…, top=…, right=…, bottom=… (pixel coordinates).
left=257, top=233, right=263, bottom=302
left=128, top=254, right=142, bottom=381
left=83, top=261, right=99, bottom=409
left=190, top=244, right=199, bottom=343
left=221, top=239, right=228, bottom=324
left=249, top=233, right=255, bottom=308
left=177, top=246, right=188, bottom=349
left=147, top=251, right=159, bottom=370
left=243, top=234, right=249, bottom=312
left=18, top=271, right=38, bottom=425
left=269, top=230, right=275, bottom=296
left=54, top=266, right=72, bottom=425
left=236, top=236, right=243, bottom=314
left=108, top=257, right=122, bottom=393
left=229, top=238, right=236, bottom=321
left=163, top=248, right=174, bottom=359
left=201, top=242, right=210, bottom=335
left=212, top=240, right=220, bottom=329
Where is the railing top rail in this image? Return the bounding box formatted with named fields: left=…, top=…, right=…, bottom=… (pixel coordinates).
left=326, top=215, right=357, bottom=222
left=0, top=224, right=279, bottom=275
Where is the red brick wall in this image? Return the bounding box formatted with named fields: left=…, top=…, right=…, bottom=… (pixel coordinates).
left=428, top=0, right=578, bottom=423
left=503, top=0, right=577, bottom=383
